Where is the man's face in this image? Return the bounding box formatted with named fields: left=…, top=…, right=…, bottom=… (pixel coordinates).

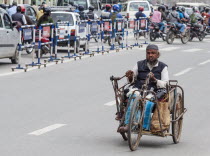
left=146, top=49, right=159, bottom=64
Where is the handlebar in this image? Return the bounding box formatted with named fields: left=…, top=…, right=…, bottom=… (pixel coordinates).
left=110, top=75, right=126, bottom=81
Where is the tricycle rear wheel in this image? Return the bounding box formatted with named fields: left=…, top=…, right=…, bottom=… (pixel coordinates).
left=172, top=93, right=184, bottom=144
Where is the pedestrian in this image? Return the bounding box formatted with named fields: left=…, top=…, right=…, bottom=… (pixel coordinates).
left=7, top=1, right=17, bottom=17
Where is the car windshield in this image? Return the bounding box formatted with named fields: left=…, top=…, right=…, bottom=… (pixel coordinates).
left=57, top=0, right=88, bottom=10
left=51, top=13, right=74, bottom=25
left=129, top=2, right=149, bottom=11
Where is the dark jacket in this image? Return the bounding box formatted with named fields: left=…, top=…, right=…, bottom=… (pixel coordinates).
left=12, top=12, right=25, bottom=25
left=134, top=59, right=167, bottom=91
left=87, top=11, right=94, bottom=20
left=135, top=11, right=146, bottom=19
left=79, top=11, right=88, bottom=20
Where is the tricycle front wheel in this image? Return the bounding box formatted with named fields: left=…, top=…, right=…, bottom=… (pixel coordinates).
left=128, top=96, right=144, bottom=151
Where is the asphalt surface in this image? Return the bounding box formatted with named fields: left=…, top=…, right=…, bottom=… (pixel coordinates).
left=0, top=36, right=210, bottom=155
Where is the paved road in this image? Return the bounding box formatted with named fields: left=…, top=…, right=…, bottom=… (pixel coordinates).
left=0, top=36, right=210, bottom=155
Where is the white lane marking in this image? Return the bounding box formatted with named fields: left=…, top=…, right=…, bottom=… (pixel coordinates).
left=104, top=100, right=116, bottom=106
left=161, top=47, right=180, bottom=51
left=174, top=68, right=193, bottom=76
left=28, top=124, right=66, bottom=136
left=183, top=49, right=203, bottom=52
left=198, top=59, right=210, bottom=66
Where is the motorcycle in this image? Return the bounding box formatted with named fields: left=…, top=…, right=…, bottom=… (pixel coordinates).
left=188, top=23, right=205, bottom=41
left=203, top=24, right=210, bottom=36
left=166, top=22, right=190, bottom=44
left=149, top=22, right=166, bottom=41
left=35, top=29, right=51, bottom=58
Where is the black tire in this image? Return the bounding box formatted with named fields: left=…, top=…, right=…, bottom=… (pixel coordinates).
left=198, top=32, right=205, bottom=41
left=76, top=46, right=79, bottom=53
left=108, top=37, right=111, bottom=46
left=11, top=47, right=19, bottom=64
left=75, top=40, right=80, bottom=53
left=150, top=31, right=156, bottom=41
left=172, top=93, right=184, bottom=144
left=128, top=96, right=144, bottom=151
left=181, top=30, right=190, bottom=44
left=26, top=47, right=33, bottom=54
left=94, top=37, right=98, bottom=42
left=166, top=31, right=175, bottom=44
left=82, top=42, right=87, bottom=51
left=189, top=35, right=193, bottom=41
left=162, top=35, right=166, bottom=41
left=35, top=50, right=43, bottom=58
left=120, top=132, right=128, bottom=141
left=116, top=36, right=121, bottom=45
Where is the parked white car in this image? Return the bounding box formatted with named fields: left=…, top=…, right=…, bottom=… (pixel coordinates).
left=120, top=0, right=152, bottom=18
left=51, top=11, right=87, bottom=53
left=0, top=8, right=19, bottom=63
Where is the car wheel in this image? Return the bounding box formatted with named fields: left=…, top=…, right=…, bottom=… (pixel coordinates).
left=11, top=47, right=19, bottom=64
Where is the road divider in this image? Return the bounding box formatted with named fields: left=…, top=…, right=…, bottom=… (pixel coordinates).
left=11, top=18, right=150, bottom=72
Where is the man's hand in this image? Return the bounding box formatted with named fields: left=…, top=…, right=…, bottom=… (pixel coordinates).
left=125, top=70, right=134, bottom=77
left=150, top=72, right=157, bottom=83
left=125, top=70, right=134, bottom=83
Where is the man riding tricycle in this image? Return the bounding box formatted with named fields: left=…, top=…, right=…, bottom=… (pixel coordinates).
left=110, top=44, right=187, bottom=151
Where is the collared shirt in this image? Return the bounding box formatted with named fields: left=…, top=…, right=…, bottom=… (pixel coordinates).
left=132, top=61, right=169, bottom=88
left=7, top=6, right=17, bottom=17
left=151, top=10, right=161, bottom=23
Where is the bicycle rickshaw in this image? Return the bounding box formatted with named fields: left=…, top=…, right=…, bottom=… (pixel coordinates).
left=110, top=73, right=187, bottom=151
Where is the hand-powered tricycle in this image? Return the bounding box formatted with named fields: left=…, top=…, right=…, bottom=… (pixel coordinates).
left=110, top=73, right=187, bottom=151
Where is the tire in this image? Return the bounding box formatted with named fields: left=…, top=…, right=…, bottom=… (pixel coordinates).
left=120, top=132, right=128, bottom=141
left=189, top=34, right=193, bottom=41
left=127, top=96, right=144, bottom=151
left=76, top=46, right=79, bottom=53
left=82, top=42, right=87, bottom=51
left=166, top=31, right=175, bottom=44
left=24, top=41, right=33, bottom=54
left=94, top=37, right=98, bottom=42
left=150, top=31, right=156, bottom=41
left=189, top=30, right=194, bottom=41
left=26, top=47, right=33, bottom=54
left=11, top=47, right=19, bottom=64
left=35, top=50, right=43, bottom=58
left=116, top=36, right=121, bottom=45
left=75, top=40, right=80, bottom=53
left=162, top=34, right=166, bottom=41
left=198, top=32, right=205, bottom=41
left=181, top=30, right=190, bottom=44
left=172, top=93, right=184, bottom=144
left=108, top=37, right=111, bottom=46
